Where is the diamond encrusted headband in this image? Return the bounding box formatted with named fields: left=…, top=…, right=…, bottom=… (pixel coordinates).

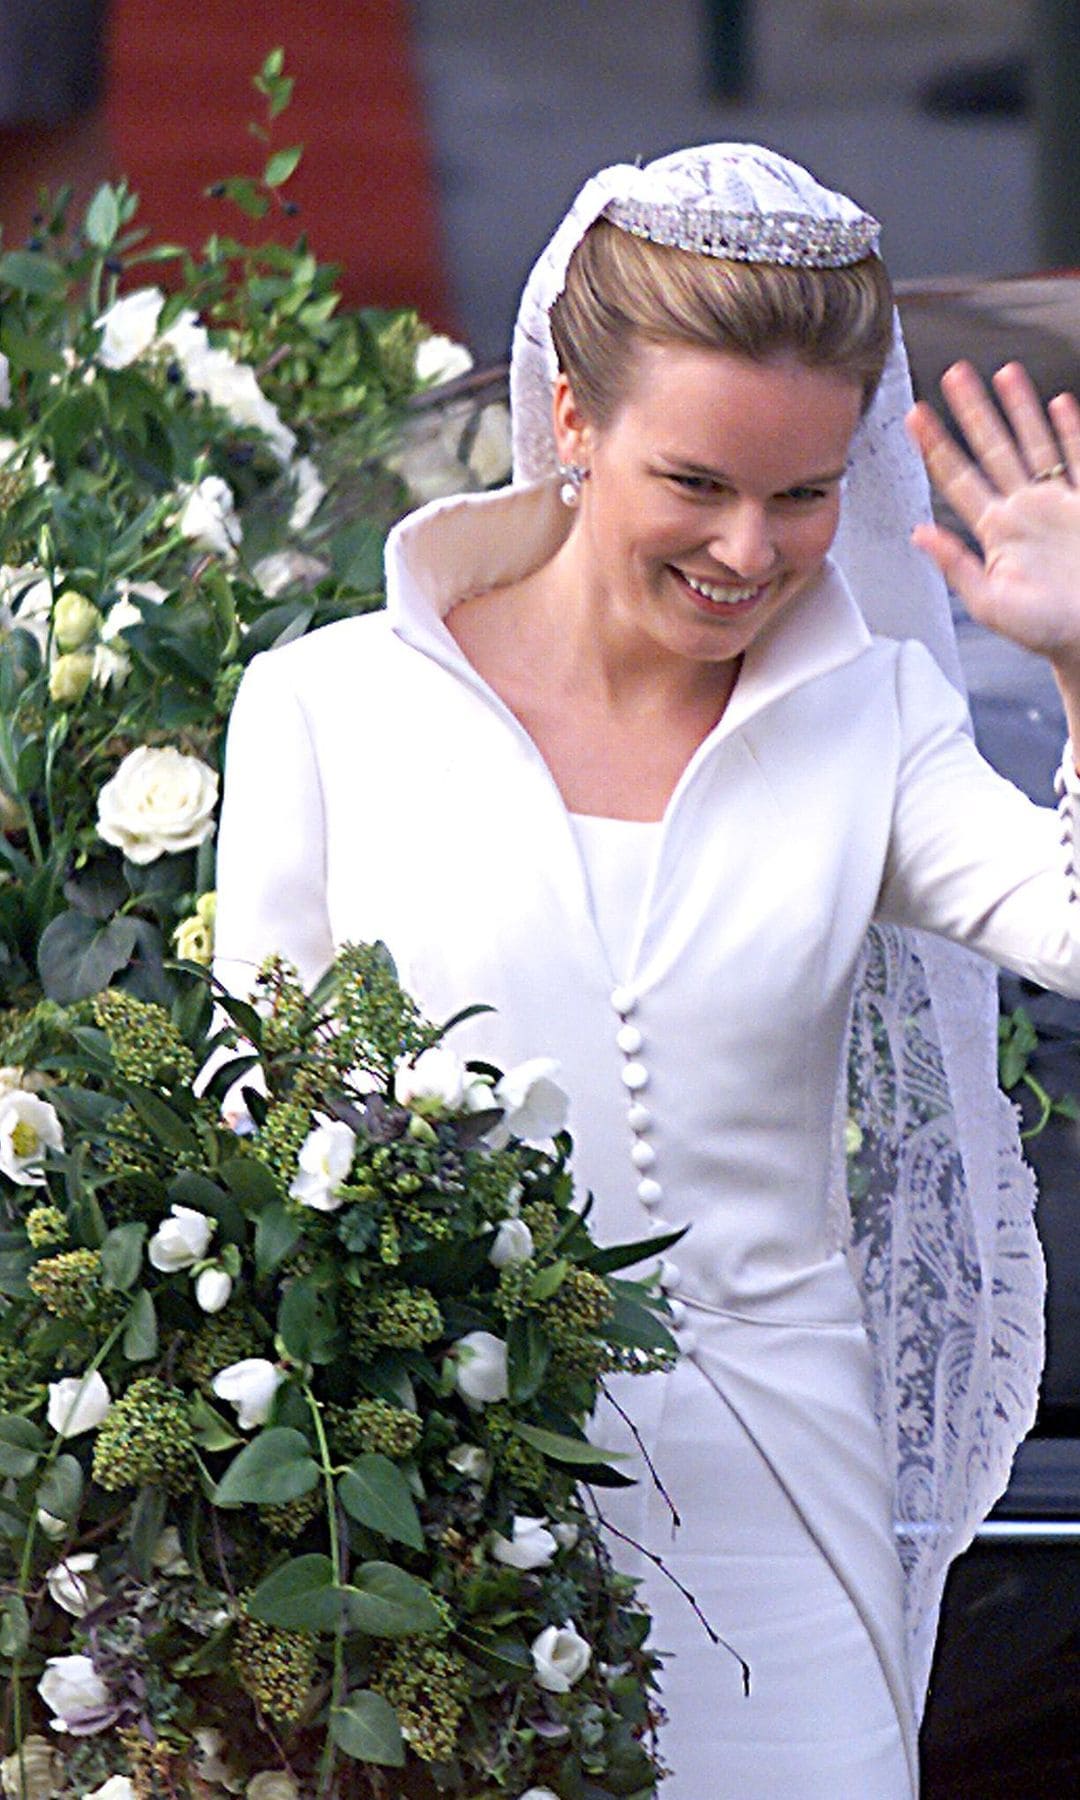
left=603, top=197, right=881, bottom=268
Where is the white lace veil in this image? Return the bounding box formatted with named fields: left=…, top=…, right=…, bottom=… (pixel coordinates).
left=509, top=144, right=1044, bottom=1708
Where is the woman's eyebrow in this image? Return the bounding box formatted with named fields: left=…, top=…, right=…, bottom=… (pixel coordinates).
left=657, top=455, right=848, bottom=485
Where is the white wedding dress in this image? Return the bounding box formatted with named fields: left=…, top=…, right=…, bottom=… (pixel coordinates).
left=214, top=478, right=1080, bottom=1800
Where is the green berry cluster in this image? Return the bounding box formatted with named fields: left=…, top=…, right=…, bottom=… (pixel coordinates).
left=373, top=1639, right=469, bottom=1763
left=0, top=1341, right=44, bottom=1413
left=93, top=989, right=196, bottom=1087
left=347, top=1283, right=443, bottom=1353
left=251, top=1097, right=314, bottom=1192
left=181, top=1309, right=259, bottom=1392
left=92, top=1377, right=197, bottom=1493
left=233, top=1610, right=317, bottom=1722
left=479, top=1407, right=547, bottom=1495
left=330, top=1396, right=423, bottom=1461
left=520, top=1197, right=560, bottom=1248
left=262, top=1488, right=323, bottom=1539
left=25, top=1203, right=68, bottom=1248
left=27, top=1247, right=120, bottom=1322
left=323, top=941, right=427, bottom=1080
left=213, top=660, right=244, bottom=716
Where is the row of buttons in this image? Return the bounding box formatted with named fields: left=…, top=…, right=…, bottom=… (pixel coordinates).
left=1053, top=758, right=1079, bottom=903
left=611, top=984, right=694, bottom=1352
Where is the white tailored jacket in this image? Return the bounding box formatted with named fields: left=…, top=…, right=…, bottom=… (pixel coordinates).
left=216, top=475, right=1080, bottom=1315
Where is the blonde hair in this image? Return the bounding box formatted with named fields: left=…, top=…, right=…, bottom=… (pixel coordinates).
left=548, top=218, right=894, bottom=426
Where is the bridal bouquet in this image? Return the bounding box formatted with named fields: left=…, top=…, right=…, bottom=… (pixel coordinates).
left=0, top=943, right=676, bottom=1797
left=0, top=50, right=510, bottom=1020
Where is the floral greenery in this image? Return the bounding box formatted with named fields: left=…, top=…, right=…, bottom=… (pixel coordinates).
left=0, top=944, right=674, bottom=1797
left=0, top=48, right=510, bottom=1020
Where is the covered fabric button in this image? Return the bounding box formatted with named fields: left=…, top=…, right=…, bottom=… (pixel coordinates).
left=650, top=1216, right=673, bottom=1233
left=659, top=1259, right=680, bottom=1291
left=621, top=1062, right=649, bottom=1091
left=637, top=1177, right=663, bottom=1206
left=627, top=1101, right=652, bottom=1132
left=610, top=985, right=637, bottom=1016
left=631, top=1140, right=656, bottom=1170
left=616, top=1023, right=643, bottom=1055
left=675, top=1326, right=698, bottom=1356
left=667, top=1299, right=687, bottom=1328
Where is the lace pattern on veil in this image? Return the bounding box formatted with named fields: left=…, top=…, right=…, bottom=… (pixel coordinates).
left=510, top=142, right=1046, bottom=1713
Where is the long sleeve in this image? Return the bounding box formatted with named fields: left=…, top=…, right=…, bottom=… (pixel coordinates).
left=875, top=638, right=1080, bottom=995
left=213, top=650, right=335, bottom=999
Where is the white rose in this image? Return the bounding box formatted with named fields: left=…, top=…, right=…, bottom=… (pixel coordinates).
left=288, top=454, right=327, bottom=531
left=37, top=1651, right=112, bottom=1732
left=212, top=1358, right=284, bottom=1430
left=0, top=1090, right=63, bottom=1184
left=45, top=1551, right=101, bottom=1617
left=393, top=1045, right=468, bottom=1115
left=414, top=333, right=473, bottom=386
left=177, top=474, right=242, bottom=557
left=185, top=346, right=296, bottom=465
left=195, top=1265, right=233, bottom=1312
left=0, top=1735, right=63, bottom=1800
left=288, top=1118, right=356, bottom=1212
left=530, top=1621, right=591, bottom=1692
left=491, top=1515, right=558, bottom=1570
left=447, top=1442, right=491, bottom=1481
left=95, top=287, right=165, bottom=368
left=86, top=1779, right=138, bottom=1800
left=148, top=1202, right=215, bottom=1271
left=46, top=1369, right=111, bottom=1438
left=467, top=403, right=513, bottom=487
left=246, top=1775, right=301, bottom=1800
left=158, top=310, right=210, bottom=373
left=488, top=1217, right=534, bottom=1269
left=388, top=416, right=470, bottom=505
left=490, top=1058, right=569, bottom=1148
left=91, top=642, right=131, bottom=690
left=452, top=1330, right=509, bottom=1406
left=97, top=744, right=219, bottom=865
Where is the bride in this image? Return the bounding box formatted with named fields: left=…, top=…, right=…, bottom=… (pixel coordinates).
left=214, top=143, right=1080, bottom=1796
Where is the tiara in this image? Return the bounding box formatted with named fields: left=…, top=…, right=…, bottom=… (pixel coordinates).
left=603, top=197, right=881, bottom=268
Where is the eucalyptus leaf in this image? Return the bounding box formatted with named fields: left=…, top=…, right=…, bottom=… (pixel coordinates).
left=101, top=1221, right=147, bottom=1291
left=84, top=184, right=121, bottom=248
left=338, top=1454, right=424, bottom=1551
left=342, top=1562, right=442, bottom=1638
left=0, top=1593, right=29, bottom=1659
left=247, top=1552, right=341, bottom=1631
left=331, top=1690, right=406, bottom=1766
left=214, top=1427, right=319, bottom=1506
left=0, top=1415, right=43, bottom=1478
left=190, top=1391, right=244, bottom=1452
left=36, top=1453, right=83, bottom=1524
left=127, top=1485, right=167, bottom=1580
left=37, top=911, right=138, bottom=1003
left=513, top=1421, right=626, bottom=1467
left=123, top=1288, right=158, bottom=1362
left=255, top=1200, right=302, bottom=1276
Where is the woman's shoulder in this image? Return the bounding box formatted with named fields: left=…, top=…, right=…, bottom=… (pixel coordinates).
left=238, top=609, right=402, bottom=698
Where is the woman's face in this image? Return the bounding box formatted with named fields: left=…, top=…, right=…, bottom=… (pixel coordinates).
left=554, top=341, right=864, bottom=669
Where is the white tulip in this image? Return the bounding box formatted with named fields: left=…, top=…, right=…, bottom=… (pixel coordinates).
left=37, top=1651, right=112, bottom=1732
left=447, top=1443, right=491, bottom=1481
left=492, top=1058, right=569, bottom=1148
left=95, top=287, right=165, bottom=368
left=86, top=1779, right=138, bottom=1800
left=393, top=1045, right=468, bottom=1115
left=46, top=1370, right=111, bottom=1438
left=491, top=1515, right=558, bottom=1570
left=148, top=1203, right=215, bottom=1272
left=529, top=1620, right=592, bottom=1693
left=452, top=1330, right=509, bottom=1406
left=195, top=1265, right=233, bottom=1313
left=45, top=1552, right=101, bottom=1617
left=212, top=1358, right=284, bottom=1430
left=488, top=1217, right=534, bottom=1269
left=288, top=1118, right=356, bottom=1212
left=0, top=1090, right=63, bottom=1185
left=246, top=1775, right=301, bottom=1800
left=97, top=744, right=219, bottom=866
left=177, top=474, right=242, bottom=557
left=0, top=1734, right=63, bottom=1799
left=414, top=333, right=473, bottom=386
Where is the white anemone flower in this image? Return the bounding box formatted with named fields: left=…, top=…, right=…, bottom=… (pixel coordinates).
left=452, top=1330, right=509, bottom=1406
left=0, top=1089, right=63, bottom=1184
left=212, top=1358, right=284, bottom=1430
left=489, top=1057, right=569, bottom=1149
left=46, top=1370, right=111, bottom=1438
left=288, top=1118, right=356, bottom=1212
left=491, top=1515, right=558, bottom=1570
left=45, top=1552, right=102, bottom=1617
left=148, top=1203, right=215, bottom=1272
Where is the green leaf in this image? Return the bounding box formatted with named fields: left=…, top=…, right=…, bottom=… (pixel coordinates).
left=278, top=1274, right=339, bottom=1364
left=338, top=1455, right=424, bottom=1551
left=265, top=145, right=303, bottom=187
left=331, top=1690, right=405, bottom=1766
left=0, top=322, right=64, bottom=375
left=190, top=1392, right=243, bottom=1452
left=342, top=1562, right=442, bottom=1638
left=528, top=1257, right=569, bottom=1302
left=0, top=1247, right=35, bottom=1297
left=101, top=1220, right=147, bottom=1291
left=458, top=1629, right=532, bottom=1679
left=123, top=1288, right=158, bottom=1362
left=0, top=1592, right=29, bottom=1659
left=214, top=1426, right=319, bottom=1506
left=330, top=518, right=385, bottom=591
left=247, top=1552, right=340, bottom=1631
left=255, top=1200, right=302, bottom=1277
left=585, top=1223, right=688, bottom=1276
left=606, top=1289, right=679, bottom=1357
left=0, top=1415, right=43, bottom=1478
left=221, top=1154, right=280, bottom=1209
left=127, top=1485, right=166, bottom=1580
left=513, top=1421, right=626, bottom=1467
left=122, top=1085, right=199, bottom=1158
left=0, top=249, right=66, bottom=296
left=507, top=1312, right=551, bottom=1403
left=36, top=1453, right=83, bottom=1524
left=37, top=911, right=138, bottom=1003
left=84, top=184, right=121, bottom=249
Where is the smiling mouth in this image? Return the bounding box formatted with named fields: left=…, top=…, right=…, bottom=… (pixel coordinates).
left=672, top=568, right=775, bottom=612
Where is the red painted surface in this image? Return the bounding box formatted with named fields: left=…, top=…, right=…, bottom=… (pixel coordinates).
left=105, top=0, right=452, bottom=327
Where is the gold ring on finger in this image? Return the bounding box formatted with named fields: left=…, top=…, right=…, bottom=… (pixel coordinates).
left=1031, top=461, right=1069, bottom=483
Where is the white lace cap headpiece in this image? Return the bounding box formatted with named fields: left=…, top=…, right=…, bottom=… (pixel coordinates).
left=510, top=142, right=961, bottom=687
left=510, top=143, right=1043, bottom=1711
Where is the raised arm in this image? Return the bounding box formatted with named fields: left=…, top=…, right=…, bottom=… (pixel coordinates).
left=906, top=360, right=1080, bottom=757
